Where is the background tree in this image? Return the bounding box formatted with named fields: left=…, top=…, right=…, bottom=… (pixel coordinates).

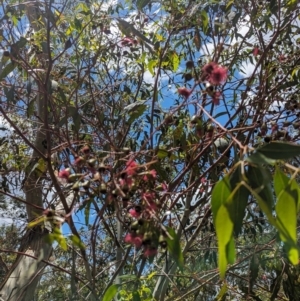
left=0, top=0, right=300, bottom=300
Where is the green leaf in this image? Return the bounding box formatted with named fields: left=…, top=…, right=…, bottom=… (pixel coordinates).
left=246, top=151, right=276, bottom=165
left=287, top=247, right=299, bottom=265
left=84, top=199, right=91, bottom=226
left=137, top=0, right=151, bottom=10
left=147, top=59, right=156, bottom=75
left=226, top=236, right=235, bottom=264
left=132, top=291, right=141, bottom=301
left=103, top=284, right=119, bottom=301
left=215, top=205, right=233, bottom=278
left=215, top=284, right=228, bottom=301
left=70, top=234, right=85, bottom=250
left=201, top=10, right=209, bottom=33
left=227, top=169, right=249, bottom=235
left=51, top=227, right=68, bottom=251
left=123, top=100, right=147, bottom=113
left=172, top=52, right=179, bottom=72
left=128, top=104, right=147, bottom=124
left=255, top=142, right=300, bottom=160
left=4, top=85, right=15, bottom=103
left=74, top=17, right=82, bottom=31
left=118, top=274, right=137, bottom=281
left=28, top=215, right=46, bottom=228
left=211, top=175, right=231, bottom=224
left=116, top=18, right=153, bottom=46
left=166, top=227, right=184, bottom=270
left=213, top=111, right=228, bottom=119
left=10, top=37, right=28, bottom=57
left=246, top=166, right=274, bottom=219
left=156, top=149, right=168, bottom=159
left=0, top=62, right=16, bottom=80
left=274, top=168, right=299, bottom=264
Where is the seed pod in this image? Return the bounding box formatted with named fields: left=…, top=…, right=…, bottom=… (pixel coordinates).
left=130, top=221, right=139, bottom=231
left=190, top=115, right=200, bottom=124
left=264, top=135, right=272, bottom=143
left=165, top=114, right=174, bottom=124
left=99, top=183, right=107, bottom=194
left=111, top=189, right=118, bottom=197
left=184, top=73, right=193, bottom=81
left=87, top=158, right=97, bottom=167
left=159, top=234, right=167, bottom=248
left=143, top=232, right=152, bottom=245
left=98, top=162, right=106, bottom=173
left=81, top=145, right=90, bottom=154
left=186, top=60, right=194, bottom=69
left=214, top=137, right=229, bottom=152
left=122, top=147, right=131, bottom=154
left=72, top=182, right=80, bottom=191
left=68, top=173, right=84, bottom=182
left=81, top=180, right=90, bottom=189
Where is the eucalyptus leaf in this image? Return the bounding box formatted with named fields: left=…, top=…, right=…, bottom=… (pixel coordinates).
left=166, top=227, right=184, bottom=270
left=103, top=284, right=119, bottom=301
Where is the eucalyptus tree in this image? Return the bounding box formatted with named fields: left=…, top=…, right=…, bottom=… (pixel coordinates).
left=0, top=0, right=300, bottom=300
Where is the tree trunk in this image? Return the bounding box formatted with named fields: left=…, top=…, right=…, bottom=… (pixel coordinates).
left=0, top=3, right=53, bottom=300
left=0, top=229, right=52, bottom=301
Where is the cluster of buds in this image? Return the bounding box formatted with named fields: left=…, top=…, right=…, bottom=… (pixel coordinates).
left=190, top=116, right=215, bottom=140
left=56, top=145, right=168, bottom=258
left=177, top=61, right=227, bottom=104
left=256, top=120, right=292, bottom=143
left=125, top=219, right=167, bottom=257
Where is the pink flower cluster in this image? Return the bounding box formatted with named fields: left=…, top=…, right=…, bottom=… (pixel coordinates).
left=125, top=232, right=158, bottom=257
left=124, top=233, right=143, bottom=248
left=178, top=87, right=192, bottom=98
left=58, top=169, right=70, bottom=180
left=121, top=159, right=163, bottom=257
left=202, top=62, right=228, bottom=86
left=120, top=37, right=138, bottom=47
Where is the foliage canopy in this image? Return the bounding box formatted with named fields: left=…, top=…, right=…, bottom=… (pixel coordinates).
left=1, top=0, right=300, bottom=300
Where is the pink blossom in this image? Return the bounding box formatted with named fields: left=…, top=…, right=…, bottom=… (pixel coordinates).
left=178, top=87, right=192, bottom=98
left=120, top=37, right=134, bottom=46
left=253, top=47, right=260, bottom=56
left=278, top=54, right=286, bottom=62
left=58, top=169, right=70, bottom=179
left=124, top=233, right=143, bottom=248
left=125, top=160, right=138, bottom=176
left=209, top=66, right=228, bottom=85
left=149, top=169, right=157, bottom=178
left=162, top=182, right=168, bottom=191
left=124, top=233, right=134, bottom=244
left=200, top=177, right=207, bottom=184
left=133, top=235, right=143, bottom=248
left=143, top=169, right=157, bottom=181
left=129, top=208, right=141, bottom=218
left=142, top=192, right=155, bottom=202
left=143, top=247, right=158, bottom=257
left=202, top=62, right=217, bottom=74
left=202, top=62, right=228, bottom=85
